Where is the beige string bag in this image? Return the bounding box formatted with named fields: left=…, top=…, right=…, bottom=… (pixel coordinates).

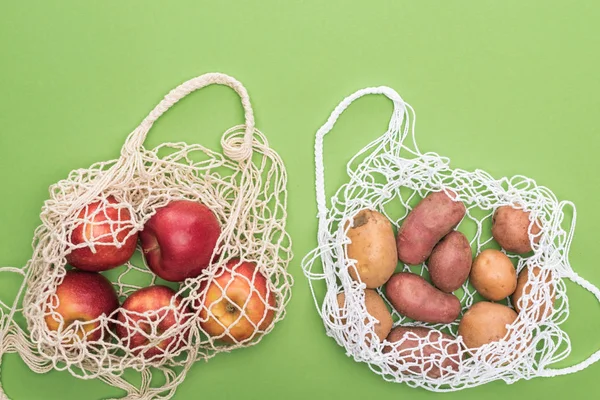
left=0, top=73, right=293, bottom=400
left=302, top=86, right=600, bottom=391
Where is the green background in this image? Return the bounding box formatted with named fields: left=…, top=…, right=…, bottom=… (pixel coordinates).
left=1, top=1, right=599, bottom=399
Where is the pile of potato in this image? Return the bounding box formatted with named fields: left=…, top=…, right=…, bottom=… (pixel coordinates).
left=340, top=190, right=554, bottom=377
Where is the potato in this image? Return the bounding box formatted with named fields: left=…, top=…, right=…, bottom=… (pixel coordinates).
left=345, top=209, right=398, bottom=288
left=383, top=326, right=461, bottom=378
left=428, top=231, right=472, bottom=292
left=492, top=205, right=542, bottom=254
left=397, top=190, right=466, bottom=265
left=385, top=272, right=461, bottom=324
left=470, top=249, right=517, bottom=301
left=512, top=266, right=555, bottom=321
left=336, top=289, right=393, bottom=343
left=458, top=301, right=517, bottom=350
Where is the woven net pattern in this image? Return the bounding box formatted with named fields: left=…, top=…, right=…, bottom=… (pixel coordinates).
left=0, top=73, right=293, bottom=400
left=301, top=86, right=600, bottom=391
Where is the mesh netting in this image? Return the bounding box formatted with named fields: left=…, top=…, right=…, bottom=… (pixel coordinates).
left=301, top=86, right=600, bottom=391
left=0, top=73, right=293, bottom=400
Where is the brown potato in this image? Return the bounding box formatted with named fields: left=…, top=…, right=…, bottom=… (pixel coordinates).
left=383, top=326, right=461, bottom=378
left=345, top=209, right=398, bottom=288
left=512, top=266, right=555, bottom=321
left=458, top=301, right=517, bottom=350
left=470, top=249, right=517, bottom=301
left=397, top=190, right=466, bottom=265
left=492, top=206, right=542, bottom=254
left=336, top=290, right=393, bottom=343
left=428, top=231, right=472, bottom=292
left=385, top=272, right=461, bottom=324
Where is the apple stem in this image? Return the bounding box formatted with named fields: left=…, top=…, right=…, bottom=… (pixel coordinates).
left=225, top=303, right=236, bottom=313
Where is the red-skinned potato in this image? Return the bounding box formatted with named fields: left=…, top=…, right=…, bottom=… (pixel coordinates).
left=492, top=206, right=542, bottom=254
left=384, top=326, right=460, bottom=378
left=385, top=272, right=461, bottom=324
left=397, top=191, right=466, bottom=265
left=345, top=209, right=397, bottom=289
left=428, top=231, right=472, bottom=292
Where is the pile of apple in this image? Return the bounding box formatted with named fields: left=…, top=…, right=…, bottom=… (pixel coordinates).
left=46, top=195, right=275, bottom=358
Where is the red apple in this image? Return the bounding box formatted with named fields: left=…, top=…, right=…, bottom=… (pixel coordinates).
left=197, top=259, right=275, bottom=343
left=66, top=195, right=138, bottom=272
left=45, top=270, right=119, bottom=342
left=139, top=200, right=221, bottom=282
left=116, top=285, right=191, bottom=359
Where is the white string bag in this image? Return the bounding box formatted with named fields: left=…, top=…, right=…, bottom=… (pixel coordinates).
left=301, top=86, right=600, bottom=391
left=0, top=73, right=293, bottom=400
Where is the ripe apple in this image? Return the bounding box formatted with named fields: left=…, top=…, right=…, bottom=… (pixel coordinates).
left=66, top=195, right=138, bottom=272
left=197, top=259, right=275, bottom=344
left=45, top=270, right=120, bottom=342
left=116, top=285, right=191, bottom=359
left=139, top=200, right=221, bottom=282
